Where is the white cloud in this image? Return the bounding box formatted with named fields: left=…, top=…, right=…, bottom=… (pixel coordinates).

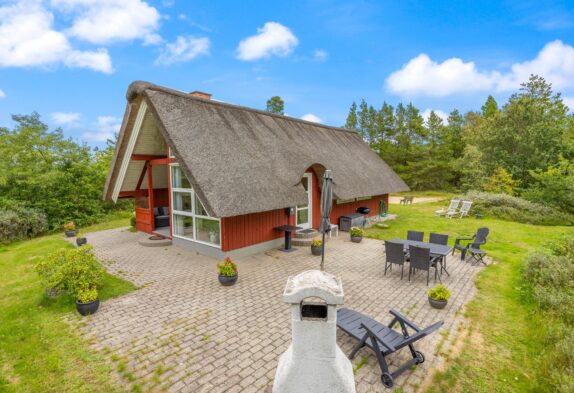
left=386, top=54, right=496, bottom=97
left=236, top=22, right=298, bottom=61
left=421, top=109, right=449, bottom=124
left=52, top=0, right=161, bottom=45
left=313, top=49, right=328, bottom=62
left=155, top=36, right=210, bottom=65
left=301, top=113, right=323, bottom=123
left=0, top=1, right=112, bottom=73
left=83, top=116, right=121, bottom=142
left=0, top=89, right=5, bottom=99
left=386, top=40, right=574, bottom=97
left=51, top=111, right=81, bottom=125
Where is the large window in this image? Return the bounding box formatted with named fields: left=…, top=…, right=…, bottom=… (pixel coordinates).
left=170, top=165, right=221, bottom=247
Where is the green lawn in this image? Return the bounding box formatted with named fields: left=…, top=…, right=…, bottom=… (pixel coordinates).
left=0, top=215, right=135, bottom=393
left=368, top=198, right=574, bottom=392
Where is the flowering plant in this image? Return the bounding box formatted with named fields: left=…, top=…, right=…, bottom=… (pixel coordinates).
left=217, top=257, right=238, bottom=277
left=350, top=227, right=364, bottom=237
left=64, top=221, right=76, bottom=231
left=311, top=239, right=322, bottom=247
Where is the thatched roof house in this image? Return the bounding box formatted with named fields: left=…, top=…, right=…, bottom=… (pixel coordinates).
left=105, top=81, right=408, bottom=258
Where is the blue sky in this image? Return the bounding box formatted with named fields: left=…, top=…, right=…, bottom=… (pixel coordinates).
left=1, top=0, right=574, bottom=147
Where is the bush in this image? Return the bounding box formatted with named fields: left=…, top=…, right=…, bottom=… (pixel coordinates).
left=428, top=284, right=451, bottom=301
left=130, top=213, right=136, bottom=228
left=459, top=190, right=573, bottom=226
left=35, top=246, right=105, bottom=300
left=0, top=205, right=48, bottom=244
left=481, top=167, right=518, bottom=195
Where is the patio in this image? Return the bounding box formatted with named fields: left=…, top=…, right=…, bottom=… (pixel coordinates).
left=75, top=227, right=484, bottom=393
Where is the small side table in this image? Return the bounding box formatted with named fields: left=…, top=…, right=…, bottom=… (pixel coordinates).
left=274, top=225, right=302, bottom=252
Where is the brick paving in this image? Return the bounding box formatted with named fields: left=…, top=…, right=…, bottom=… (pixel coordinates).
left=75, top=227, right=484, bottom=392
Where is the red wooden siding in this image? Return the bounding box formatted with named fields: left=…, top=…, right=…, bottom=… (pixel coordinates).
left=220, top=168, right=389, bottom=252
left=331, top=194, right=389, bottom=224
left=134, top=188, right=169, bottom=234
left=221, top=208, right=295, bottom=251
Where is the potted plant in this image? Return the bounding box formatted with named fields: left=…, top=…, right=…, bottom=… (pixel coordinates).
left=76, top=287, right=100, bottom=316
left=428, top=284, right=451, bottom=309
left=76, top=232, right=87, bottom=246
left=350, top=227, right=364, bottom=243
left=217, top=257, right=238, bottom=286
left=310, top=239, right=323, bottom=256
left=64, top=221, right=77, bottom=237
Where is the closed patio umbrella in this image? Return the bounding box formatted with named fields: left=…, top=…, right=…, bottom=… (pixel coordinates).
left=318, top=169, right=333, bottom=271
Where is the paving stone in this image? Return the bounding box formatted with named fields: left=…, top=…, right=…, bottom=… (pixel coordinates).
left=71, top=227, right=483, bottom=392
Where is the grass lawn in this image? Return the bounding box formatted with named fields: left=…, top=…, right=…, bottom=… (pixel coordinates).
left=367, top=197, right=574, bottom=392
left=0, top=214, right=135, bottom=393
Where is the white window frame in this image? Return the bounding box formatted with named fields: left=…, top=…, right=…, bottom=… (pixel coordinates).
left=170, top=164, right=221, bottom=248
left=296, top=173, right=313, bottom=230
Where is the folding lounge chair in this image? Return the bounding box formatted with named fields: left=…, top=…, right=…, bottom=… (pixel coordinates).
left=337, top=308, right=443, bottom=388
left=435, top=199, right=459, bottom=216
left=446, top=200, right=472, bottom=218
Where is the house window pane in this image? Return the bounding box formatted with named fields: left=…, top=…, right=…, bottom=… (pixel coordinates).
left=196, top=218, right=220, bottom=246
left=173, top=191, right=192, bottom=212
left=195, top=195, right=209, bottom=216
left=297, top=208, right=308, bottom=225
left=173, top=214, right=193, bottom=238
left=171, top=166, right=191, bottom=189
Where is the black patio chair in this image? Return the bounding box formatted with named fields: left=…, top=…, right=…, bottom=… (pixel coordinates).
left=452, top=227, right=490, bottom=261
left=407, top=230, right=424, bottom=242
left=429, top=232, right=449, bottom=275
left=337, top=308, right=443, bottom=388
left=409, top=245, right=441, bottom=285
left=384, top=241, right=406, bottom=279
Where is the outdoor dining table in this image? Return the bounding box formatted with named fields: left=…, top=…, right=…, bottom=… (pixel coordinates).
left=274, top=225, right=302, bottom=252
left=390, top=238, right=453, bottom=276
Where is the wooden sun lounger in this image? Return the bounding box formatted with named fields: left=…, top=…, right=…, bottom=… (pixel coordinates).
left=337, top=308, right=443, bottom=388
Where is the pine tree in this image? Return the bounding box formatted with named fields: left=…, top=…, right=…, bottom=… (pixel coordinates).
left=344, top=102, right=358, bottom=130
left=481, top=95, right=499, bottom=118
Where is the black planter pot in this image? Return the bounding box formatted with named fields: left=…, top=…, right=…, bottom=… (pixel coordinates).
left=428, top=297, right=448, bottom=309
left=218, top=274, right=238, bottom=286
left=76, top=237, right=87, bottom=246
left=311, top=245, right=322, bottom=256
left=76, top=298, right=100, bottom=316
left=65, top=230, right=77, bottom=238
left=351, top=236, right=363, bottom=243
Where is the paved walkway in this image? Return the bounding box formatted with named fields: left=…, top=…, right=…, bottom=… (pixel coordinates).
left=75, top=228, right=484, bottom=393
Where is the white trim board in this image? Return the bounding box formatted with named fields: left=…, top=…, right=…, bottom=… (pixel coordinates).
left=112, top=101, right=148, bottom=202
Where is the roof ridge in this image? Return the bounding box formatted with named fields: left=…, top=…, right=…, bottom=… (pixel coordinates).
left=127, top=80, right=359, bottom=135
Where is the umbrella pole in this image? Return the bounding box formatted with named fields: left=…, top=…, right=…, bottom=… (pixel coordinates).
left=320, top=231, right=326, bottom=271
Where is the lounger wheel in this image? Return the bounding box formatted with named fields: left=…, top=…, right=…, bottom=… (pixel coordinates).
left=381, top=372, right=394, bottom=388
left=415, top=350, right=425, bottom=364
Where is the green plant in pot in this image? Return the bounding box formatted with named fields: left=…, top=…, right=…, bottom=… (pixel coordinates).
left=428, top=284, right=451, bottom=309
left=217, top=257, right=238, bottom=286
left=350, top=227, right=364, bottom=243
left=75, top=231, right=87, bottom=246
left=310, top=239, right=323, bottom=256
left=35, top=246, right=104, bottom=315
left=64, top=221, right=76, bottom=237
left=76, top=286, right=100, bottom=316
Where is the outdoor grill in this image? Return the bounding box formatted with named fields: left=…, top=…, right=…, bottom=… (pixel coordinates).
left=356, top=207, right=371, bottom=215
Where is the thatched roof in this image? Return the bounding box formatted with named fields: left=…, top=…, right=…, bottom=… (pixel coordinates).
left=104, top=81, right=408, bottom=218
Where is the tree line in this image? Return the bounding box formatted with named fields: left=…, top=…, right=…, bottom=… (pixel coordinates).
left=343, top=75, right=574, bottom=213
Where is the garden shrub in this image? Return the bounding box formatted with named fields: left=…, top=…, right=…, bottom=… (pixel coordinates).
left=459, top=190, right=573, bottom=225
left=0, top=204, right=48, bottom=244
left=524, top=241, right=574, bottom=391
left=35, top=246, right=105, bottom=299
